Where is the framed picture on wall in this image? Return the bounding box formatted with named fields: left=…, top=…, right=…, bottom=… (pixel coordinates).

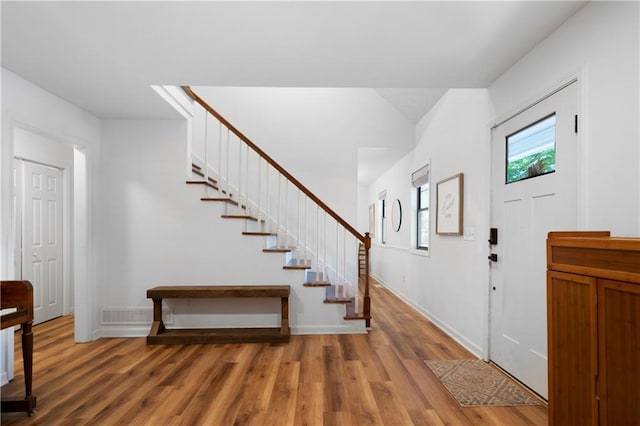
left=368, top=203, right=376, bottom=237
left=436, top=173, right=464, bottom=235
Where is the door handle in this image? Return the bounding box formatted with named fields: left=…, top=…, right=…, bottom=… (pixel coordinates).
left=488, top=253, right=498, bottom=262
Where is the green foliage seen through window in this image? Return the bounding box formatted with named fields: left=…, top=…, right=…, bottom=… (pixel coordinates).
left=506, top=148, right=556, bottom=184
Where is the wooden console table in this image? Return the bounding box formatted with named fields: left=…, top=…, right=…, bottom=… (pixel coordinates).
left=1, top=280, right=37, bottom=415
left=146, top=285, right=291, bottom=345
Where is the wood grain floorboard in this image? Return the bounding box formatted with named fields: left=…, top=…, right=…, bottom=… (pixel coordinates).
left=1, top=279, right=548, bottom=425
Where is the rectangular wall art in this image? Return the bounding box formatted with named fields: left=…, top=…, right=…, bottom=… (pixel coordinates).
left=436, top=173, right=464, bottom=235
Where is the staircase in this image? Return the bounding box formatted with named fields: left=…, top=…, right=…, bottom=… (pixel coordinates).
left=182, top=86, right=371, bottom=327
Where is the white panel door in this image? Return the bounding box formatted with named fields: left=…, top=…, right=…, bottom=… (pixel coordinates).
left=22, top=161, right=64, bottom=325
left=489, top=82, right=578, bottom=399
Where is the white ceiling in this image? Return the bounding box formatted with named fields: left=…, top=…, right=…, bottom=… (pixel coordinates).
left=1, top=1, right=586, bottom=185
left=2, top=1, right=586, bottom=120
left=375, top=88, right=448, bottom=124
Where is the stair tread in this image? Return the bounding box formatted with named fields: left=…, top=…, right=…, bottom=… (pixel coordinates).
left=221, top=215, right=262, bottom=222
left=263, top=247, right=294, bottom=253
left=201, top=197, right=232, bottom=202
left=283, top=259, right=312, bottom=270
left=344, top=313, right=371, bottom=321
left=303, top=281, right=331, bottom=287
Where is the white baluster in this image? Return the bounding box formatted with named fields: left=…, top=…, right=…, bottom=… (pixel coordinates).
left=238, top=138, right=242, bottom=211
left=203, top=112, right=209, bottom=186
left=305, top=195, right=308, bottom=262
left=266, top=163, right=270, bottom=234
left=258, top=157, right=262, bottom=227
left=218, top=121, right=222, bottom=186
left=336, top=219, right=339, bottom=288
left=324, top=212, right=328, bottom=278
left=316, top=205, right=320, bottom=282
left=245, top=144, right=250, bottom=215
left=343, top=228, right=347, bottom=298
left=297, top=190, right=301, bottom=263
left=226, top=129, right=230, bottom=198
left=277, top=173, right=282, bottom=246
left=285, top=179, right=289, bottom=248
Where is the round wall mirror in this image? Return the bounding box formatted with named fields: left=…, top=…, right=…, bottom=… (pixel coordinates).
left=391, top=199, right=402, bottom=232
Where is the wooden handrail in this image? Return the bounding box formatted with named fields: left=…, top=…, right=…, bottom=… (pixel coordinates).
left=182, top=86, right=366, bottom=245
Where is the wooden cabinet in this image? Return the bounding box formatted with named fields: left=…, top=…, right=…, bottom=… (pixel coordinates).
left=547, top=232, right=640, bottom=425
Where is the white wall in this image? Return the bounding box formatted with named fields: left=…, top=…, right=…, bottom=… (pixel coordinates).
left=367, top=89, right=493, bottom=356
left=490, top=1, right=640, bottom=236
left=192, top=87, right=415, bottom=228
left=1, top=68, right=101, bottom=384
left=99, top=119, right=365, bottom=335
left=363, top=1, right=640, bottom=357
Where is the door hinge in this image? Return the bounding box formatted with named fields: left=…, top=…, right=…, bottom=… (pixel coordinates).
left=574, top=114, right=578, bottom=134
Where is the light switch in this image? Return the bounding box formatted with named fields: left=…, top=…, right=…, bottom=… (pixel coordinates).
left=464, top=227, right=476, bottom=241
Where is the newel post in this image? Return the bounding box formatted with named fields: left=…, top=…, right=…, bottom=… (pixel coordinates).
left=364, top=232, right=371, bottom=328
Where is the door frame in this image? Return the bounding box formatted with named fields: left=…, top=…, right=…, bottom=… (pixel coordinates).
left=482, top=70, right=587, bottom=361
left=1, top=113, right=93, bottom=339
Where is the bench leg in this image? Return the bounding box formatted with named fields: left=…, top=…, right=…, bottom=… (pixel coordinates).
left=149, top=297, right=166, bottom=336
left=281, top=296, right=289, bottom=334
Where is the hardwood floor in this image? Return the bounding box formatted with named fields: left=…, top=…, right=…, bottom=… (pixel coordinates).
left=1, top=279, right=548, bottom=425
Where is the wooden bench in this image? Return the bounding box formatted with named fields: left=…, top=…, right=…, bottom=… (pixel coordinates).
left=146, top=285, right=290, bottom=345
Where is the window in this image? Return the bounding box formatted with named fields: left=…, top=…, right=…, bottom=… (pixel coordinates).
left=417, top=184, right=429, bottom=250
left=506, top=114, right=556, bottom=184
left=412, top=163, right=430, bottom=250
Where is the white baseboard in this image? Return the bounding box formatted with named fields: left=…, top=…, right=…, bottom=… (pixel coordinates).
left=99, top=326, right=150, bottom=338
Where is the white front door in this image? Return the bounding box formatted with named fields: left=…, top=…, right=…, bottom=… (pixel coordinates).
left=489, top=82, right=578, bottom=399
left=21, top=160, right=64, bottom=325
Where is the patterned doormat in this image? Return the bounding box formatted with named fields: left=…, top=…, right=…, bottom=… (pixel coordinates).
left=424, top=359, right=541, bottom=407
